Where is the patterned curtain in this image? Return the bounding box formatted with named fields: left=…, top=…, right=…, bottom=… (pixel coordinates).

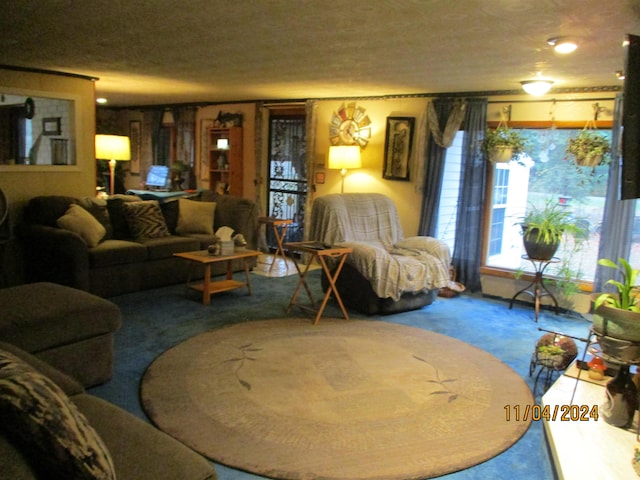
left=451, top=98, right=488, bottom=292
left=594, top=93, right=636, bottom=291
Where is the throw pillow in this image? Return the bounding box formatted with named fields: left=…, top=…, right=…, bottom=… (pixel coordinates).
left=176, top=198, right=216, bottom=235
left=78, top=197, right=113, bottom=240
left=0, top=350, right=116, bottom=480
left=121, top=200, right=170, bottom=239
left=57, top=204, right=107, bottom=247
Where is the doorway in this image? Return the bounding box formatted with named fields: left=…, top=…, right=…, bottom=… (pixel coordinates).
left=265, top=111, right=307, bottom=249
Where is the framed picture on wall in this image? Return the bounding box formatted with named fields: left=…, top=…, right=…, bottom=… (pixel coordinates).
left=129, top=120, right=141, bottom=174
left=383, top=116, right=415, bottom=181
left=42, top=117, right=61, bottom=136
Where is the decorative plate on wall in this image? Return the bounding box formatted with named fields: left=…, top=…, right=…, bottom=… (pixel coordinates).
left=329, top=102, right=371, bottom=148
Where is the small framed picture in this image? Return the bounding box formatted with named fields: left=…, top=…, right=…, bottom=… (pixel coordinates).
left=42, top=117, right=61, bottom=136
left=315, top=171, right=326, bottom=184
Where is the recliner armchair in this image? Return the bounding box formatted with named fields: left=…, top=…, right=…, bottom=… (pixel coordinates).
left=309, top=193, right=452, bottom=314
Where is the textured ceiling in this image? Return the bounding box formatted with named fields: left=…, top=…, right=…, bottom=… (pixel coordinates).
left=1, top=0, right=639, bottom=106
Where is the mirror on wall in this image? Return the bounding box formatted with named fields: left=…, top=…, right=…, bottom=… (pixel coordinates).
left=0, top=94, right=75, bottom=166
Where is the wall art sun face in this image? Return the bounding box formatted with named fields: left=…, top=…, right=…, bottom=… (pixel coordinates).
left=329, top=102, right=371, bottom=148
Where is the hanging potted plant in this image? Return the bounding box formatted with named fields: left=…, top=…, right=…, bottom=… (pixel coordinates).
left=592, top=258, right=640, bottom=362
left=565, top=130, right=611, bottom=167
left=481, top=125, right=528, bottom=163
left=520, top=200, right=583, bottom=260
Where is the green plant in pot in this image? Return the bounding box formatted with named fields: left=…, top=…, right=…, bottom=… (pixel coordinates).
left=536, top=344, right=566, bottom=368
left=565, top=130, right=611, bottom=167
left=521, top=201, right=583, bottom=261
left=481, top=126, right=528, bottom=163
left=592, top=258, right=640, bottom=363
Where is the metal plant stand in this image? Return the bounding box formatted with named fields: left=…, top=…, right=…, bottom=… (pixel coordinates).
left=510, top=255, right=560, bottom=322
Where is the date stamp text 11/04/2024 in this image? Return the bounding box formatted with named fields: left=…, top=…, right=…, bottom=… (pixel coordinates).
left=504, top=404, right=599, bottom=422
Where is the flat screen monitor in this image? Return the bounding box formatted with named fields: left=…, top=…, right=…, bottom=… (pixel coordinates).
left=146, top=165, right=169, bottom=189
left=622, top=33, right=640, bottom=199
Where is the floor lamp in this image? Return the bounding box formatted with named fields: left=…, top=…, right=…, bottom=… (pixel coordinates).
left=95, top=134, right=131, bottom=195
left=327, top=145, right=361, bottom=193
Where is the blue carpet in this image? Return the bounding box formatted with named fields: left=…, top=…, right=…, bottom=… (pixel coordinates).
left=89, top=270, right=591, bottom=480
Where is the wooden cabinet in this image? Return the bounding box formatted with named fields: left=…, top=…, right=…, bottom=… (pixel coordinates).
left=208, top=127, right=242, bottom=195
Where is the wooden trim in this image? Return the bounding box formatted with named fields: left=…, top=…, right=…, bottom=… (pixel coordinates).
left=487, top=120, right=614, bottom=129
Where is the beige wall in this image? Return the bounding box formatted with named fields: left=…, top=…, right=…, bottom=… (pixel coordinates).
left=308, top=93, right=616, bottom=238
left=0, top=68, right=96, bottom=224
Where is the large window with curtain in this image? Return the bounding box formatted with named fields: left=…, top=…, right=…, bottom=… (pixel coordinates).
left=437, top=123, right=614, bottom=285
left=484, top=125, right=612, bottom=283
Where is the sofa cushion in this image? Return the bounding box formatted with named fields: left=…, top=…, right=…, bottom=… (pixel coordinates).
left=79, top=197, right=114, bottom=240
left=57, top=204, right=107, bottom=248
left=89, top=239, right=148, bottom=268
left=0, top=349, right=115, bottom=480
left=138, top=235, right=200, bottom=260
left=121, top=200, right=171, bottom=239
left=176, top=198, right=216, bottom=235
left=0, top=282, right=122, bottom=355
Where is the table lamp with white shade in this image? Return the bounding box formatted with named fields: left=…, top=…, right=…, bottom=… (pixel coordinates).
left=95, top=134, right=131, bottom=195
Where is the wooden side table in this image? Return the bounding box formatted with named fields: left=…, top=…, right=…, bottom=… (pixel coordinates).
left=284, top=242, right=352, bottom=324
left=509, top=255, right=560, bottom=322
left=258, top=216, right=293, bottom=272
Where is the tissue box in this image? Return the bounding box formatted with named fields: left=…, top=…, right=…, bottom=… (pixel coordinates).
left=220, top=240, right=235, bottom=256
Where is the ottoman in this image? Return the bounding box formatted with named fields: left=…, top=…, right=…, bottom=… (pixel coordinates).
left=0, top=282, right=122, bottom=387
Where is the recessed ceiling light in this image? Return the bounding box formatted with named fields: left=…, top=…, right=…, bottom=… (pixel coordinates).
left=547, top=37, right=578, bottom=54
left=521, top=79, right=554, bottom=96
left=96, top=97, right=108, bottom=104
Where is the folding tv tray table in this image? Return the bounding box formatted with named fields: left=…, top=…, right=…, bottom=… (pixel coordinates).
left=284, top=241, right=352, bottom=325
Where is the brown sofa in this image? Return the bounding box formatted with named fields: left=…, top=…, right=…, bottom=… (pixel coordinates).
left=0, top=341, right=217, bottom=480
left=18, top=191, right=259, bottom=297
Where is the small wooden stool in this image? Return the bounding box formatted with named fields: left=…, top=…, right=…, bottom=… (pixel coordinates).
left=258, top=217, right=293, bottom=272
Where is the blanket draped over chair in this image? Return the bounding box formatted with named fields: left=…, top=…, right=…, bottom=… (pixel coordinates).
left=309, top=193, right=452, bottom=307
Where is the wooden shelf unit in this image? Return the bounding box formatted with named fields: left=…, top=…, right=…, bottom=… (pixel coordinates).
left=208, top=126, right=243, bottom=195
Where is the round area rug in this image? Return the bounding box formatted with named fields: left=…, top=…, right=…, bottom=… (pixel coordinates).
left=141, top=319, right=533, bottom=480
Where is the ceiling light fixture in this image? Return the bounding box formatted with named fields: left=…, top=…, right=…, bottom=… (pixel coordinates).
left=616, top=70, right=626, bottom=80
left=547, top=37, right=578, bottom=54
left=521, top=79, right=554, bottom=96
left=96, top=97, right=108, bottom=104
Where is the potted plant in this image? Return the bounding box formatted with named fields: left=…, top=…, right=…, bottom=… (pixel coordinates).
left=481, top=126, right=528, bottom=163
left=520, top=200, right=583, bottom=260
left=536, top=344, right=566, bottom=368
left=533, top=333, right=577, bottom=370
left=592, top=258, right=640, bottom=362
left=565, top=130, right=611, bottom=167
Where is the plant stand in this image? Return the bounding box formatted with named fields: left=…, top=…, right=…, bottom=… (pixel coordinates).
left=509, top=255, right=560, bottom=322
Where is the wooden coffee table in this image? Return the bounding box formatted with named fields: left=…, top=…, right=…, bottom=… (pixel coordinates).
left=174, top=248, right=261, bottom=305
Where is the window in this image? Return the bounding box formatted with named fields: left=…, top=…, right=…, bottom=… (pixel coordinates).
left=437, top=125, right=613, bottom=284
left=484, top=127, right=612, bottom=282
